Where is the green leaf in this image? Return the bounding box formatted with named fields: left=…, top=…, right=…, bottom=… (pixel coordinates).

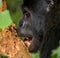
left=0, top=0, right=3, bottom=7
left=31, top=51, right=40, bottom=58
left=0, top=54, right=8, bottom=58
left=57, top=47, right=60, bottom=58
left=0, top=10, right=13, bottom=29
left=51, top=46, right=60, bottom=58
left=11, top=8, right=23, bottom=26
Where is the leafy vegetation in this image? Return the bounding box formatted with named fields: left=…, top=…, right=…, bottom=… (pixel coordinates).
left=0, top=54, right=8, bottom=58
left=7, top=0, right=23, bottom=26
left=31, top=51, right=40, bottom=58
left=0, top=10, right=13, bottom=29
left=51, top=46, right=60, bottom=58
left=0, top=0, right=3, bottom=7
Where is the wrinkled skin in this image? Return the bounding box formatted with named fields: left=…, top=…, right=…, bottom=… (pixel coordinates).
left=17, top=0, right=60, bottom=58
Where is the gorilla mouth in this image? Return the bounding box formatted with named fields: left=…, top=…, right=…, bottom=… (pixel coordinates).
left=23, top=37, right=32, bottom=47
left=17, top=30, right=33, bottom=47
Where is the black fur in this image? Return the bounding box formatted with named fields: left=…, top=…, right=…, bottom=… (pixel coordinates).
left=17, top=0, right=60, bottom=58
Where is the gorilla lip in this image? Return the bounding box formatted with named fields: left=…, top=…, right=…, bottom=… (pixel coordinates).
left=17, top=30, right=33, bottom=47
left=24, top=37, right=32, bottom=47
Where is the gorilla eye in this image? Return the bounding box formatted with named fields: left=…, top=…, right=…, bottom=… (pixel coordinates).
left=23, top=9, right=30, bottom=18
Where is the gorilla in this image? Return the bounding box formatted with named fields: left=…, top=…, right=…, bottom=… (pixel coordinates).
left=17, top=0, right=60, bottom=58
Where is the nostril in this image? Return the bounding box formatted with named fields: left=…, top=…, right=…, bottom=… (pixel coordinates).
left=19, top=23, right=23, bottom=27
left=19, top=20, right=23, bottom=27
